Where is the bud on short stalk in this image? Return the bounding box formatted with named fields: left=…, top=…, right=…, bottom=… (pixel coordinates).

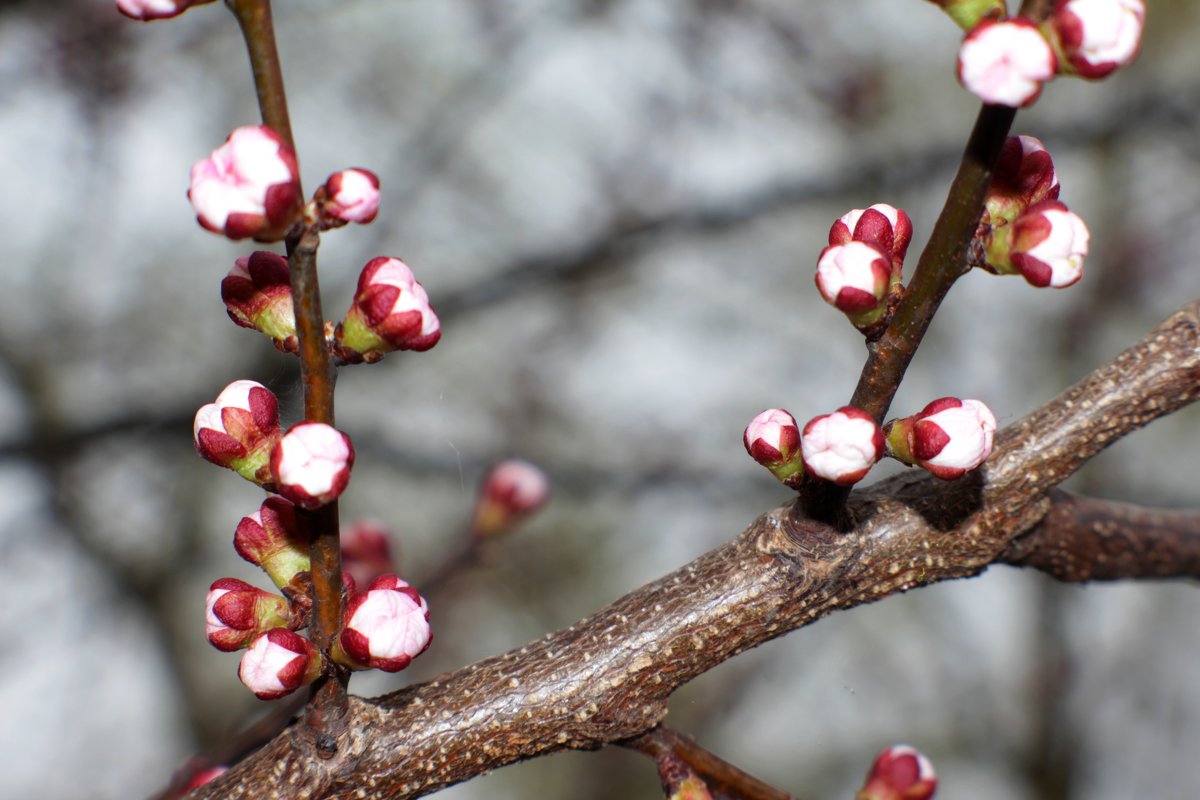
left=1048, top=0, right=1145, bottom=80
left=801, top=406, right=884, bottom=486
left=116, top=0, right=213, bottom=21
left=317, top=168, right=381, bottom=228
left=925, top=0, right=1007, bottom=31
left=985, top=200, right=1089, bottom=288
left=669, top=775, right=715, bottom=800
left=237, top=629, right=322, bottom=700
left=333, top=575, right=432, bottom=672
left=335, top=257, right=441, bottom=362
left=341, top=519, right=397, bottom=588
left=205, top=578, right=293, bottom=652
left=815, top=242, right=892, bottom=329
left=828, top=204, right=913, bottom=276
left=270, top=422, right=355, bottom=510
left=234, top=497, right=310, bottom=592
left=885, top=397, right=997, bottom=481
left=471, top=459, right=550, bottom=538
left=857, top=745, right=938, bottom=800
left=221, top=251, right=296, bottom=350
left=957, top=19, right=1057, bottom=107
left=193, top=380, right=282, bottom=486
left=743, top=408, right=804, bottom=486
left=188, top=125, right=302, bottom=242
left=984, top=136, right=1059, bottom=224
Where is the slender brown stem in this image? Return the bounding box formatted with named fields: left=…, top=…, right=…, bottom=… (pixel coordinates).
left=624, top=726, right=798, bottom=800
left=225, top=0, right=296, bottom=155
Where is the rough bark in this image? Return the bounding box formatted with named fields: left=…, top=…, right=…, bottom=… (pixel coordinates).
left=194, top=300, right=1200, bottom=800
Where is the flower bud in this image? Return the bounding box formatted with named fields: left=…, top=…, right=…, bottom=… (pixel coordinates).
left=1010, top=200, right=1089, bottom=288
left=188, top=126, right=302, bottom=242
left=270, top=422, right=355, bottom=511
left=234, top=497, right=310, bottom=591
left=205, top=578, right=292, bottom=652
left=237, top=629, right=322, bottom=700
left=333, top=575, right=432, bottom=672
left=221, top=251, right=296, bottom=350
left=341, top=519, right=396, bottom=588
left=1050, top=0, right=1145, bottom=80
left=116, top=0, right=212, bottom=21
left=193, top=380, right=282, bottom=486
left=669, top=775, right=715, bottom=800
left=318, top=168, right=381, bottom=227
left=184, top=765, right=229, bottom=792
left=857, top=745, right=938, bottom=800
left=828, top=204, right=913, bottom=274
left=925, top=0, right=1007, bottom=31
left=957, top=19, right=1057, bottom=107
left=801, top=407, right=884, bottom=486
left=334, top=257, right=441, bottom=362
left=885, top=397, right=997, bottom=481
left=815, top=242, right=892, bottom=328
left=743, top=408, right=804, bottom=485
left=470, top=459, right=550, bottom=538
left=985, top=135, right=1059, bottom=223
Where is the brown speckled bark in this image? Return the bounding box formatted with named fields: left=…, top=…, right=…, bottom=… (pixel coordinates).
left=193, top=302, right=1200, bottom=800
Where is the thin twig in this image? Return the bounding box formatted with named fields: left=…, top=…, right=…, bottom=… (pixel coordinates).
left=623, top=726, right=798, bottom=800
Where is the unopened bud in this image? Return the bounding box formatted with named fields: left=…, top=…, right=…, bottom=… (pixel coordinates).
left=318, top=168, right=381, bottom=227
left=188, top=126, right=302, bottom=242
left=815, top=242, right=892, bottom=328
left=205, top=578, right=292, bottom=652
left=334, top=257, right=441, bottom=362
left=333, top=575, right=432, bottom=672
left=985, top=136, right=1060, bottom=224
left=885, top=397, right=997, bottom=481
left=234, top=497, right=310, bottom=591
left=116, top=0, right=213, bottom=21
left=270, top=422, right=355, bottom=511
left=986, top=200, right=1089, bottom=288
left=957, top=19, right=1057, bottom=107
left=801, top=407, right=884, bottom=486
left=341, top=519, right=397, bottom=588
left=237, top=629, right=322, bottom=700
left=193, top=380, right=282, bottom=486
left=828, top=204, right=913, bottom=275
left=470, top=459, right=550, bottom=538
left=221, top=251, right=296, bottom=350
left=1050, top=0, right=1145, bottom=80
left=857, top=745, right=938, bottom=800
left=743, top=408, right=804, bottom=486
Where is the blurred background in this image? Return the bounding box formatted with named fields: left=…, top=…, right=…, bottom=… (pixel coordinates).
left=2, top=0, right=1199, bottom=797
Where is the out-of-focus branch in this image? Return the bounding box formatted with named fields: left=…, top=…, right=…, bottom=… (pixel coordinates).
left=191, top=301, right=1200, bottom=800
left=623, top=726, right=798, bottom=800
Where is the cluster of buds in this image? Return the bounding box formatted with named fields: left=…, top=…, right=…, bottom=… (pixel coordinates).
left=950, top=1, right=1145, bottom=108
left=975, top=136, right=1090, bottom=288
left=884, top=397, right=997, bottom=481
left=817, top=204, right=912, bottom=331
left=470, top=459, right=551, bottom=538
left=857, top=745, right=938, bottom=800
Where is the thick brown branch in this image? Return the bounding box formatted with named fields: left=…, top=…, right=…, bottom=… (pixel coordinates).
left=999, top=490, right=1200, bottom=581
left=193, top=300, right=1200, bottom=800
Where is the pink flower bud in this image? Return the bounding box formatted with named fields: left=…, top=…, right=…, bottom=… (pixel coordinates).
left=193, top=380, right=282, bottom=486
left=957, top=19, right=1057, bottom=108
left=743, top=408, right=805, bottom=485
left=857, top=745, right=937, bottom=800
left=188, top=126, right=302, bottom=242
left=341, top=519, right=396, bottom=588
left=669, top=775, right=715, bottom=800
left=886, top=397, right=997, bottom=481
left=319, top=168, right=381, bottom=226
left=472, top=459, right=551, bottom=537
left=334, top=257, right=441, bottom=362
left=828, top=204, right=914, bottom=272
left=116, top=0, right=211, bottom=21
left=221, top=251, right=296, bottom=348
left=1010, top=200, right=1089, bottom=288
left=986, top=135, right=1059, bottom=222
left=234, top=497, right=310, bottom=591
left=335, top=575, right=432, bottom=672
left=801, top=407, right=884, bottom=486
left=816, top=242, right=891, bottom=326
left=183, top=765, right=228, bottom=792
left=237, top=629, right=322, bottom=700
left=270, top=422, right=355, bottom=511
left=1051, top=0, right=1145, bottom=80
left=205, top=578, right=292, bottom=652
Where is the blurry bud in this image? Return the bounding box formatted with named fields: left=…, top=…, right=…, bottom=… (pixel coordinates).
left=471, top=459, right=550, bottom=538
left=857, top=745, right=938, bottom=800
left=237, top=629, right=322, bottom=700
left=957, top=19, right=1057, bottom=107
left=116, top=0, right=213, bottom=21
left=334, top=257, right=441, bottom=363
left=801, top=406, right=884, bottom=486
left=341, top=519, right=397, bottom=588
left=815, top=242, right=892, bottom=328
left=193, top=380, right=282, bottom=486
left=333, top=575, right=432, bottom=672
left=183, top=765, right=228, bottom=792
left=221, top=251, right=297, bottom=350
left=270, top=422, right=355, bottom=511
left=317, top=168, right=381, bottom=227
left=828, top=203, right=914, bottom=274
left=234, top=497, right=310, bottom=592
left=985, top=200, right=1089, bottom=288
left=1050, top=0, right=1144, bottom=80
left=188, top=125, right=302, bottom=242
left=669, top=775, right=715, bottom=800
left=925, top=0, right=1007, bottom=31
left=885, top=397, right=997, bottom=481
left=205, top=578, right=292, bottom=652
left=743, top=408, right=804, bottom=486
left=985, top=136, right=1059, bottom=224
